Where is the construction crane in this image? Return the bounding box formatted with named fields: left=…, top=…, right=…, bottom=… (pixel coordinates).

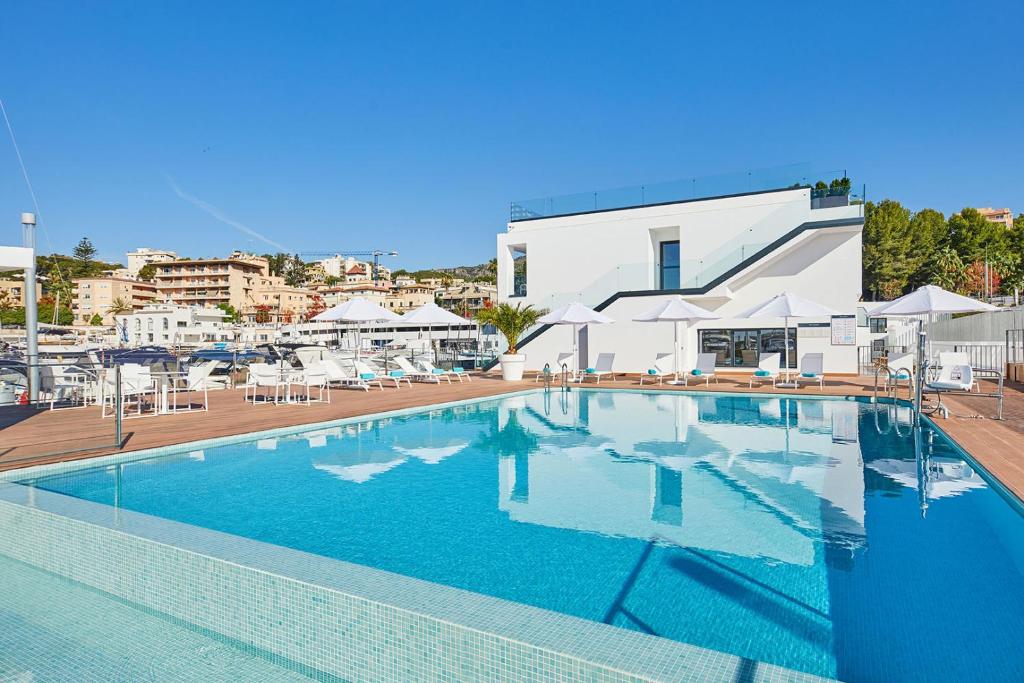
left=298, top=250, right=398, bottom=285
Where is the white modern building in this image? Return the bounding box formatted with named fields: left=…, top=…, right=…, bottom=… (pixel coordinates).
left=496, top=182, right=868, bottom=374
left=116, top=303, right=231, bottom=347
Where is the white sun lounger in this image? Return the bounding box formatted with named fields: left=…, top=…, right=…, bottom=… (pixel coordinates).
left=640, top=353, right=675, bottom=385
left=355, top=359, right=412, bottom=388
left=795, top=353, right=825, bottom=389
left=748, top=353, right=781, bottom=388
left=417, top=358, right=470, bottom=382
left=392, top=356, right=449, bottom=384
left=577, top=353, right=615, bottom=383
left=685, top=353, right=718, bottom=386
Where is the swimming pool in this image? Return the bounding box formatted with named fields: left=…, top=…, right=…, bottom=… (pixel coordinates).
left=8, top=389, right=1024, bottom=681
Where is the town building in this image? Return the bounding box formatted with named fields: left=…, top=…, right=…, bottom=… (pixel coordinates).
left=126, top=248, right=177, bottom=277
left=320, top=284, right=390, bottom=308
left=436, top=282, right=496, bottom=314
left=496, top=181, right=866, bottom=374
left=0, top=278, right=42, bottom=307
left=72, top=277, right=159, bottom=325
left=976, top=207, right=1014, bottom=230
left=115, top=303, right=232, bottom=346
left=383, top=283, right=434, bottom=312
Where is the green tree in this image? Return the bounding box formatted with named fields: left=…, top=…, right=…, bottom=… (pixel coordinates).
left=72, top=237, right=97, bottom=276
left=863, top=200, right=914, bottom=299
left=1003, top=214, right=1024, bottom=292
left=89, top=313, right=104, bottom=326
left=929, top=247, right=967, bottom=293
left=283, top=254, right=306, bottom=287
left=475, top=303, right=546, bottom=354
left=945, top=208, right=1007, bottom=263
left=906, top=208, right=945, bottom=288
left=216, top=302, right=242, bottom=324
left=137, top=263, right=157, bottom=281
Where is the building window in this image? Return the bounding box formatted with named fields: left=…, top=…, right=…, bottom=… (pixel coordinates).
left=699, top=328, right=797, bottom=368
left=659, top=241, right=680, bottom=289
left=511, top=245, right=527, bottom=297
left=869, top=318, right=887, bottom=334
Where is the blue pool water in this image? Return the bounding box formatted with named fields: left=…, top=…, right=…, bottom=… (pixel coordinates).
left=19, top=390, right=1024, bottom=681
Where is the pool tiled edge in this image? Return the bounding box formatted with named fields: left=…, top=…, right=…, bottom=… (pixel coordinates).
left=0, top=482, right=828, bottom=683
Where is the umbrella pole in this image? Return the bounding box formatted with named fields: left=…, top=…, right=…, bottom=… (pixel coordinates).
left=573, top=323, right=579, bottom=379
left=667, top=319, right=685, bottom=385
left=777, top=316, right=796, bottom=388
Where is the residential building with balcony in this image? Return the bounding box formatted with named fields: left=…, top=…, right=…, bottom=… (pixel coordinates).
left=0, top=278, right=42, bottom=307
left=72, top=277, right=159, bottom=325
left=975, top=207, right=1014, bottom=229
left=320, top=284, right=390, bottom=307
left=126, top=247, right=177, bottom=277
left=384, top=283, right=434, bottom=312
left=496, top=172, right=866, bottom=374
left=153, top=257, right=267, bottom=313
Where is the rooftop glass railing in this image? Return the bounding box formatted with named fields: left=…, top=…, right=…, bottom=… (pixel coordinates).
left=510, top=163, right=860, bottom=221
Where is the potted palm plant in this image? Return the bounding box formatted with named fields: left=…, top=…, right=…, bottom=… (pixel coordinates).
left=476, top=302, right=544, bottom=380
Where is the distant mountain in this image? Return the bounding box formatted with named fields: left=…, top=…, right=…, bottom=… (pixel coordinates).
left=396, top=260, right=496, bottom=284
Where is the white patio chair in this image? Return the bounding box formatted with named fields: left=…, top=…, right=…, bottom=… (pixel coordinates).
left=795, top=353, right=825, bottom=389
left=685, top=353, right=718, bottom=386
left=243, top=363, right=289, bottom=405
left=578, top=353, right=615, bottom=384
left=640, top=353, right=674, bottom=385
left=101, top=363, right=157, bottom=418
left=292, top=365, right=331, bottom=405
left=170, top=363, right=214, bottom=413
left=749, top=353, right=781, bottom=388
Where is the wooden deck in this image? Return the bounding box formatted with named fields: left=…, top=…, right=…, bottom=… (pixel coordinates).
left=2, top=372, right=1022, bottom=502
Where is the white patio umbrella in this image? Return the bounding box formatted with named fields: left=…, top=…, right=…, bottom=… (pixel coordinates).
left=869, top=285, right=997, bottom=359
left=312, top=296, right=401, bottom=359
left=633, top=296, right=719, bottom=384
left=399, top=302, right=471, bottom=363
left=736, top=291, right=838, bottom=386
left=538, top=302, right=614, bottom=374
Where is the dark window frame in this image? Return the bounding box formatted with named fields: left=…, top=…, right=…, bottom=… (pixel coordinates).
left=659, top=240, right=680, bottom=290
left=698, top=327, right=798, bottom=369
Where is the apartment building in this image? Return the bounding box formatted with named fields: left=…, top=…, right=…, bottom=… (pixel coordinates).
left=248, top=277, right=314, bottom=323
left=320, top=284, right=390, bottom=308
left=436, top=283, right=496, bottom=314
left=383, top=283, right=434, bottom=312
left=976, top=207, right=1014, bottom=230
left=0, top=278, right=42, bottom=307
left=72, top=277, right=159, bottom=325
left=497, top=180, right=866, bottom=374
left=126, top=247, right=177, bottom=277
left=153, top=256, right=267, bottom=313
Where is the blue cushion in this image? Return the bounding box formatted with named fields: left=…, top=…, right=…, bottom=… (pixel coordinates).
left=691, top=369, right=702, bottom=376
left=801, top=372, right=817, bottom=378
left=453, top=367, right=465, bottom=373
left=754, top=369, right=771, bottom=377
left=359, top=372, right=376, bottom=380
left=431, top=368, right=445, bottom=374
left=586, top=367, right=596, bottom=373
left=389, top=370, right=405, bottom=378
left=647, top=368, right=658, bottom=375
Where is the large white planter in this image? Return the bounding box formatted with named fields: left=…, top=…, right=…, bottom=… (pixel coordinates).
left=498, top=353, right=526, bottom=381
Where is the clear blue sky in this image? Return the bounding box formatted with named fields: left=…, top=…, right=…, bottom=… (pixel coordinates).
left=2, top=1, right=1021, bottom=270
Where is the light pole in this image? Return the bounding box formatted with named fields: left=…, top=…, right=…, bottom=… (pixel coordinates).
left=371, top=250, right=398, bottom=285
left=22, top=212, right=39, bottom=403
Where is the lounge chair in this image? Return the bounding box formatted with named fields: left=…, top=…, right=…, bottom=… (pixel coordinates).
left=393, top=358, right=450, bottom=385
left=533, top=352, right=573, bottom=382
left=640, top=353, right=674, bottom=385
left=417, top=358, right=470, bottom=382
left=578, top=353, right=615, bottom=384
left=748, top=353, right=781, bottom=388
left=318, top=359, right=380, bottom=391
left=685, top=353, right=718, bottom=386
left=356, top=360, right=411, bottom=387
left=795, top=353, right=825, bottom=389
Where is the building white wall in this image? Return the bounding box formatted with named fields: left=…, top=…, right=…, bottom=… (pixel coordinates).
left=496, top=187, right=866, bottom=374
